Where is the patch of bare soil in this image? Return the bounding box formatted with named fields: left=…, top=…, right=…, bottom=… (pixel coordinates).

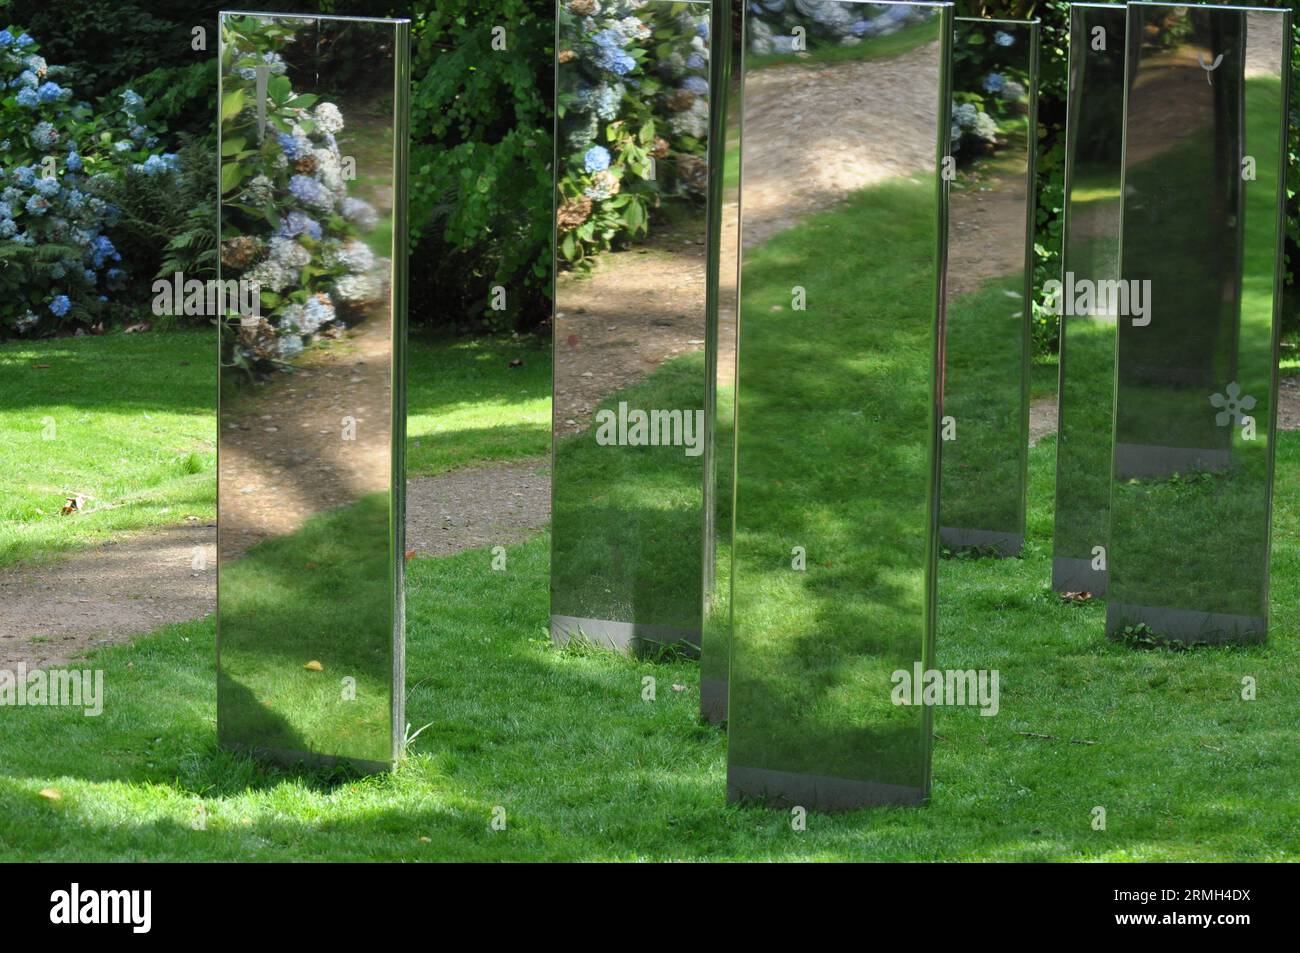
left=739, top=43, right=942, bottom=249
left=554, top=227, right=709, bottom=436
left=948, top=175, right=1030, bottom=299
left=0, top=523, right=216, bottom=669
left=218, top=319, right=394, bottom=561
left=405, top=457, right=551, bottom=557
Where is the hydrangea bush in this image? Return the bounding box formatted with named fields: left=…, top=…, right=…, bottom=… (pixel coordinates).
left=219, top=15, right=388, bottom=374
left=747, top=0, right=935, bottom=55
left=555, top=0, right=710, bottom=265
left=951, top=25, right=1032, bottom=161
left=0, top=25, right=173, bottom=336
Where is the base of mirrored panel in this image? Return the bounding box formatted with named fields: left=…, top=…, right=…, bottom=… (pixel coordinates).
left=1114, top=443, right=1232, bottom=480
left=700, top=678, right=727, bottom=725
left=219, top=741, right=396, bottom=775
left=939, top=527, right=1024, bottom=557
left=727, top=765, right=925, bottom=811
left=1052, top=556, right=1108, bottom=597
left=1106, top=603, right=1266, bottom=646
left=550, top=615, right=701, bottom=655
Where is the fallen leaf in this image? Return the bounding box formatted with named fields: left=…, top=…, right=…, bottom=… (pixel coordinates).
left=123, top=322, right=152, bottom=334
left=672, top=684, right=686, bottom=692
left=304, top=660, right=324, bottom=672
left=39, top=788, right=62, bottom=801
left=418, top=836, right=431, bottom=844
left=1061, top=591, right=1092, bottom=603
left=32, top=363, right=51, bottom=369
left=404, top=549, right=416, bottom=561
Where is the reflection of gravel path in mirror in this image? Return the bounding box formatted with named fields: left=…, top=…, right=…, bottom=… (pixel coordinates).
left=405, top=457, right=551, bottom=557
left=217, top=318, right=393, bottom=562
left=740, top=43, right=941, bottom=249
left=554, top=225, right=708, bottom=436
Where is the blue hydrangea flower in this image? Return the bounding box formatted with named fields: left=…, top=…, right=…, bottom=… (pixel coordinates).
left=15, top=87, right=38, bottom=108
left=591, top=30, right=635, bottom=75
left=683, top=76, right=708, bottom=95
left=983, top=73, right=1005, bottom=93
left=37, top=81, right=65, bottom=103
left=113, top=140, right=132, bottom=153
left=34, top=177, right=59, bottom=197
left=66, top=150, right=82, bottom=172
left=0, top=30, right=14, bottom=48
left=17, top=33, right=34, bottom=48
left=279, top=211, right=322, bottom=241
left=276, top=132, right=310, bottom=160
left=49, top=295, right=70, bottom=317
left=994, top=31, right=1015, bottom=47
left=22, top=195, right=48, bottom=217
left=119, top=89, right=144, bottom=115
left=30, top=121, right=59, bottom=149
left=288, top=173, right=331, bottom=208
left=686, top=53, right=706, bottom=71
left=0, top=219, right=15, bottom=238
left=583, top=145, right=611, bottom=173
left=12, top=166, right=34, bottom=187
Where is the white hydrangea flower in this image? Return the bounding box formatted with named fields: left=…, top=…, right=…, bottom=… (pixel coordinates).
left=268, top=237, right=311, bottom=269
left=333, top=272, right=383, bottom=304
left=313, top=102, right=345, bottom=135
left=245, top=259, right=291, bottom=293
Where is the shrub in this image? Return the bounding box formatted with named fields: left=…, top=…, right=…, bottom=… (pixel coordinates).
left=218, top=14, right=389, bottom=375
left=555, top=0, right=710, bottom=266
left=0, top=25, right=172, bottom=337
left=407, top=0, right=553, bottom=335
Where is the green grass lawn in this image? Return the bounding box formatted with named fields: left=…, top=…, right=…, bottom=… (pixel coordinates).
left=406, top=333, right=550, bottom=477
left=0, top=330, right=546, bottom=573
left=2, top=428, right=1298, bottom=859
left=0, top=329, right=217, bottom=570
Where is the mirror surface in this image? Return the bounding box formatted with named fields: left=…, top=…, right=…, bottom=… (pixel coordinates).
left=1107, top=2, right=1288, bottom=643
left=1051, top=3, right=1126, bottom=596
left=551, top=0, right=713, bottom=652
left=939, top=16, right=1037, bottom=556
left=728, top=0, right=950, bottom=808
left=217, top=13, right=407, bottom=767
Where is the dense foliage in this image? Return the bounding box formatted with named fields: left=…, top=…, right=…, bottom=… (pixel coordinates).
left=0, top=25, right=174, bottom=336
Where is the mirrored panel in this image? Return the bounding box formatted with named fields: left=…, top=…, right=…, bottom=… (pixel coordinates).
left=551, top=0, right=713, bottom=652
left=728, top=1, right=950, bottom=809
left=701, top=0, right=738, bottom=724
left=939, top=17, right=1037, bottom=556
left=1050, top=2, right=1126, bottom=596
left=1107, top=2, right=1289, bottom=644
left=217, top=13, right=409, bottom=769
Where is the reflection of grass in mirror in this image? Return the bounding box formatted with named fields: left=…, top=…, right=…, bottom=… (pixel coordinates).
left=6, top=433, right=1300, bottom=858
left=1111, top=75, right=1284, bottom=625
left=218, top=492, right=393, bottom=766
left=1054, top=310, right=1116, bottom=562
left=0, top=330, right=215, bottom=570
left=730, top=178, right=938, bottom=786
left=406, top=334, right=551, bottom=477
left=551, top=351, right=705, bottom=632
left=941, top=275, right=1027, bottom=539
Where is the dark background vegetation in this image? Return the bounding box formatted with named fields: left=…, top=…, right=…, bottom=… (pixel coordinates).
left=1, top=0, right=1295, bottom=347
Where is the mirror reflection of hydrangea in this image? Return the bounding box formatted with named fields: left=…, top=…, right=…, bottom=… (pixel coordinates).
left=0, top=25, right=172, bottom=337
left=555, top=0, right=710, bottom=265
left=219, top=16, right=389, bottom=375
